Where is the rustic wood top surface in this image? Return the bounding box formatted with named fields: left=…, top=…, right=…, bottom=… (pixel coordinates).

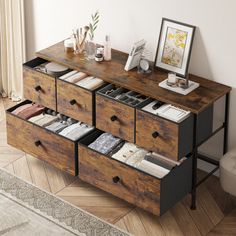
left=36, top=41, right=231, bottom=114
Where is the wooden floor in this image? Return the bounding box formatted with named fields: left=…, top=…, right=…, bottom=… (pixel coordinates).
left=1, top=97, right=236, bottom=236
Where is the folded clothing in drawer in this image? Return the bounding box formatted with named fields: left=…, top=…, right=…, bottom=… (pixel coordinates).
left=45, top=121, right=68, bottom=133
left=12, top=102, right=95, bottom=141
left=76, top=76, right=104, bottom=90
left=59, top=70, right=104, bottom=90
left=44, top=116, right=94, bottom=141
left=88, top=133, right=122, bottom=154
left=11, top=102, right=45, bottom=119
left=28, top=112, right=59, bottom=127
left=58, top=122, right=94, bottom=141
left=111, top=142, right=148, bottom=166
left=78, top=130, right=193, bottom=215
left=144, top=152, right=177, bottom=170
left=60, top=71, right=87, bottom=83
left=111, top=141, right=187, bottom=179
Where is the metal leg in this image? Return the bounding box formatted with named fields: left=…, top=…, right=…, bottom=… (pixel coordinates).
left=223, top=93, right=230, bottom=154
left=191, top=114, right=198, bottom=210
left=190, top=92, right=230, bottom=209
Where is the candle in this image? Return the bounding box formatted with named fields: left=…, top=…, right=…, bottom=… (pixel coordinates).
left=168, top=72, right=176, bottom=84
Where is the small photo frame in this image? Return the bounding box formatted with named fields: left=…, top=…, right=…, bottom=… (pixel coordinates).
left=154, top=18, right=196, bottom=77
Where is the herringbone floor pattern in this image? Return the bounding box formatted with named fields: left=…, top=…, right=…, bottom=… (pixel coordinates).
left=1, top=97, right=236, bottom=236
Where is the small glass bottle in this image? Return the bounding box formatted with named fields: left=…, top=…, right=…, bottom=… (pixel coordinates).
left=104, top=35, right=111, bottom=61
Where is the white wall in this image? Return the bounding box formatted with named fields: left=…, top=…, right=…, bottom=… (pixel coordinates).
left=24, top=0, right=236, bottom=159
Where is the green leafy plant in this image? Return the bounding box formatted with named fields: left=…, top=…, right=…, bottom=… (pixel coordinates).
left=89, top=11, right=99, bottom=40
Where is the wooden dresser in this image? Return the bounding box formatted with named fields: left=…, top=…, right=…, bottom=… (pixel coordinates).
left=6, top=41, right=231, bottom=216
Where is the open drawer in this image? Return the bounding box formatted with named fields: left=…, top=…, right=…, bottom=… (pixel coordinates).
left=23, top=58, right=58, bottom=111
left=57, top=79, right=98, bottom=126
left=136, top=109, right=194, bottom=161
left=6, top=100, right=80, bottom=175
left=96, top=84, right=150, bottom=143
left=78, top=130, right=192, bottom=216
left=136, top=103, right=213, bottom=161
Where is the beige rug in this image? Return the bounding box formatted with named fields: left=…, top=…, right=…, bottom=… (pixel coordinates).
left=0, top=168, right=130, bottom=236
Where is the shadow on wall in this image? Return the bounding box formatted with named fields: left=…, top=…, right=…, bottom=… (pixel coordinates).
left=228, top=87, right=236, bottom=150
left=24, top=0, right=36, bottom=60
left=189, top=27, right=214, bottom=80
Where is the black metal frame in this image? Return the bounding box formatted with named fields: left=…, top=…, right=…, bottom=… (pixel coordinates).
left=191, top=92, right=230, bottom=209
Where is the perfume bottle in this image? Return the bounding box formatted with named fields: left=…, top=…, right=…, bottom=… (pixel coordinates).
left=104, top=35, right=111, bottom=61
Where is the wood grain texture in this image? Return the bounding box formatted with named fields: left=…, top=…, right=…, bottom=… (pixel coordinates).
left=96, top=94, right=135, bottom=142
left=207, top=208, right=236, bottom=235
left=136, top=109, right=179, bottom=160
left=6, top=113, right=76, bottom=175
left=2, top=97, right=236, bottom=235
left=57, top=79, right=93, bottom=125
left=36, top=41, right=231, bottom=114
left=23, top=67, right=56, bottom=110
left=78, top=145, right=161, bottom=216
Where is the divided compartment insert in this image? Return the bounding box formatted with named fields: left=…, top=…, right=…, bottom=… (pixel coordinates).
left=6, top=100, right=93, bottom=176
left=78, top=130, right=193, bottom=216
left=97, top=83, right=151, bottom=108
left=96, top=83, right=152, bottom=142
left=96, top=92, right=136, bottom=142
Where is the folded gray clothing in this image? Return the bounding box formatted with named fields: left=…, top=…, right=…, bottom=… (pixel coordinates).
left=137, top=159, right=170, bottom=178
left=144, top=153, right=176, bottom=170
left=59, top=122, right=94, bottom=141
left=45, top=121, right=68, bottom=133
left=28, top=113, right=59, bottom=127
left=88, top=133, right=122, bottom=154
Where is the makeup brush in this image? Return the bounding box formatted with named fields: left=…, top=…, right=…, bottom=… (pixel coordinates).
left=80, top=25, right=90, bottom=46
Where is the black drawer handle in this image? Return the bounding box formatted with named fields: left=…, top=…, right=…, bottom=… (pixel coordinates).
left=34, top=85, right=42, bottom=92
left=152, top=131, right=159, bottom=139
left=112, top=176, right=120, bottom=183
left=34, top=140, right=41, bottom=147
left=110, top=115, right=118, bottom=122
left=69, top=99, right=77, bottom=105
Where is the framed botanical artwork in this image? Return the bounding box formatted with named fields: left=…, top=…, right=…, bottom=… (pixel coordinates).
left=154, top=18, right=196, bottom=77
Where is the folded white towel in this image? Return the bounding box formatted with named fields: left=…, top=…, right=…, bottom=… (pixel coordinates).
left=59, top=70, right=78, bottom=80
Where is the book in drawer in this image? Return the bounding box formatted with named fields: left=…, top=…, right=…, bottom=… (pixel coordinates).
left=78, top=130, right=192, bottom=216
left=6, top=101, right=78, bottom=175
left=23, top=58, right=57, bottom=111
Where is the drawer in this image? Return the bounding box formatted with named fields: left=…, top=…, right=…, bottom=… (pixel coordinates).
left=78, top=131, right=192, bottom=216
left=23, top=58, right=56, bottom=110
left=6, top=101, right=78, bottom=175
left=136, top=109, right=194, bottom=161
left=96, top=94, right=135, bottom=142
left=57, top=79, right=94, bottom=126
